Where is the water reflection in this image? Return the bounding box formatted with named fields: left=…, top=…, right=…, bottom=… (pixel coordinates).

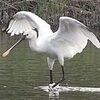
left=34, top=84, right=100, bottom=100
left=34, top=83, right=60, bottom=99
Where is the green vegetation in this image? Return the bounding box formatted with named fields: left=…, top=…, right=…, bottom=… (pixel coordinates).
left=0, top=0, right=100, bottom=30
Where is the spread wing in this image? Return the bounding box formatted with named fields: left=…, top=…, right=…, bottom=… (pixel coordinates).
left=7, top=11, right=51, bottom=36
left=50, top=17, right=100, bottom=58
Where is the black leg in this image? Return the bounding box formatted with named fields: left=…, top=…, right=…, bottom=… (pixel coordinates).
left=52, top=65, right=65, bottom=88
left=50, top=70, right=53, bottom=84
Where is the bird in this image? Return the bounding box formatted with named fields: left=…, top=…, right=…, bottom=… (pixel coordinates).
left=2, top=11, right=100, bottom=88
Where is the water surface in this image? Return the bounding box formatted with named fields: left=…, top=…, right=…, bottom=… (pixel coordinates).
left=0, top=34, right=100, bottom=100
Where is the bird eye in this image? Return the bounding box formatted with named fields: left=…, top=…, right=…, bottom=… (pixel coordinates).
left=26, top=34, right=28, bottom=36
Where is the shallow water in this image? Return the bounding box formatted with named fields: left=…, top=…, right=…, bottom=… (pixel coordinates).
left=0, top=35, right=100, bottom=100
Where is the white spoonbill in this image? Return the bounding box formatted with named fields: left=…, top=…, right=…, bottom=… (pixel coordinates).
left=2, top=11, right=100, bottom=88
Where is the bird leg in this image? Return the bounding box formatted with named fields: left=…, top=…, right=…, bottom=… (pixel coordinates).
left=50, top=70, right=53, bottom=84
left=52, top=65, right=65, bottom=88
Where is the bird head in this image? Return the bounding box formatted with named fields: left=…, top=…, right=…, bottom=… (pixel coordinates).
left=25, top=28, right=38, bottom=39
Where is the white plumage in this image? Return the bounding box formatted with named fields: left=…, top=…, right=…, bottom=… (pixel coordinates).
left=3, top=11, right=100, bottom=87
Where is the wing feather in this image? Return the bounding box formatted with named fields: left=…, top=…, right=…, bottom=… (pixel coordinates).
left=7, top=20, right=14, bottom=31
left=50, top=17, right=100, bottom=58
left=6, top=11, right=50, bottom=37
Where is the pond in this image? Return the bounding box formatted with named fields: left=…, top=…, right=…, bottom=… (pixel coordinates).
left=0, top=33, right=100, bottom=100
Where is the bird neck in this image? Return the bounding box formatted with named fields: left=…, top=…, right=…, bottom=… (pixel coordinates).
left=28, top=38, right=40, bottom=52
